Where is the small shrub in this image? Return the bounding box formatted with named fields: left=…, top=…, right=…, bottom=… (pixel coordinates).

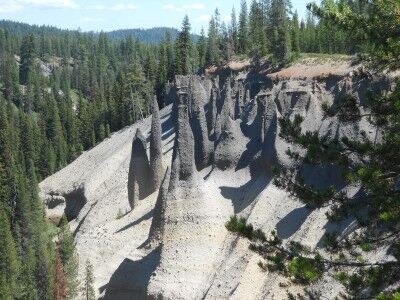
left=288, top=256, right=324, bottom=284
left=266, top=252, right=286, bottom=273
left=116, top=209, right=124, bottom=220
left=225, top=215, right=262, bottom=240
left=324, top=232, right=339, bottom=251
left=376, top=292, right=400, bottom=300
left=360, top=242, right=373, bottom=252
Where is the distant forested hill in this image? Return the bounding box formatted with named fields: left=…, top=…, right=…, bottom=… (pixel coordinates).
left=0, top=20, right=199, bottom=44
left=107, top=27, right=181, bottom=43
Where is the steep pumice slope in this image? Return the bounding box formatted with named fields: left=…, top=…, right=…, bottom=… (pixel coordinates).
left=40, top=60, right=395, bottom=299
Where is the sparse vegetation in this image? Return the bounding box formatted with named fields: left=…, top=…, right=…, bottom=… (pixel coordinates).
left=116, top=209, right=125, bottom=220
left=288, top=256, right=323, bottom=284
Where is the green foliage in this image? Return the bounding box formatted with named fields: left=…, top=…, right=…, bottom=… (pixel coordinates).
left=288, top=256, right=324, bottom=284
left=376, top=292, right=400, bottom=300
left=59, top=216, right=80, bottom=298
left=225, top=215, right=266, bottom=241
left=273, top=2, right=400, bottom=296
left=335, top=266, right=399, bottom=297
left=84, top=260, right=95, bottom=300
left=309, top=0, right=400, bottom=70
left=0, top=209, right=21, bottom=299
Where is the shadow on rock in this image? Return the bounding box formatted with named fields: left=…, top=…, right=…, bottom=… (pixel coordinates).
left=276, top=206, right=312, bottom=239
left=115, top=209, right=153, bottom=234
left=220, top=175, right=271, bottom=214
left=99, top=246, right=161, bottom=300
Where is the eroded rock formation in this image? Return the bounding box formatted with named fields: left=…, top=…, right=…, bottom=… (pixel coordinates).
left=189, top=78, right=212, bottom=170
left=170, top=92, right=195, bottom=183
left=148, top=167, right=170, bottom=245
left=127, top=128, right=151, bottom=209
left=150, top=97, right=165, bottom=190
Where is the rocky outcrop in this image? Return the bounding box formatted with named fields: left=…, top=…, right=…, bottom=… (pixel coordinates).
left=224, top=78, right=235, bottom=120
left=189, top=78, right=212, bottom=170
left=214, top=116, right=244, bottom=170
left=257, top=93, right=279, bottom=170
left=208, top=88, right=218, bottom=135
left=232, top=79, right=244, bottom=119
left=127, top=128, right=151, bottom=209
left=170, top=92, right=196, bottom=185
left=150, top=97, right=165, bottom=190
left=147, top=167, right=170, bottom=245
left=245, top=88, right=250, bottom=104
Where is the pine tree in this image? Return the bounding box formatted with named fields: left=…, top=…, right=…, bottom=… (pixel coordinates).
left=175, top=15, right=193, bottom=75
left=0, top=208, right=21, bottom=299
left=197, top=28, right=207, bottom=68
left=291, top=10, right=300, bottom=55
left=19, top=33, right=37, bottom=85
left=0, top=53, right=20, bottom=104
left=249, top=0, right=268, bottom=58
left=54, top=251, right=67, bottom=300
left=271, top=0, right=291, bottom=64
left=58, top=216, right=79, bottom=298
left=230, top=7, right=238, bottom=54
left=206, top=16, right=220, bottom=65
left=83, top=260, right=95, bottom=300
left=238, top=0, right=250, bottom=54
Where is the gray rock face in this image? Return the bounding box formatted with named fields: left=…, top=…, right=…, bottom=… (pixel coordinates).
left=170, top=92, right=195, bottom=184
left=245, top=88, right=250, bottom=104
left=214, top=115, right=245, bottom=170
left=214, top=113, right=222, bottom=144
left=150, top=97, right=165, bottom=190
left=257, top=93, right=278, bottom=170
left=235, top=85, right=244, bottom=120
left=127, top=128, right=151, bottom=209
left=189, top=78, right=212, bottom=170
left=219, top=79, right=234, bottom=133
left=148, top=167, right=170, bottom=245
left=225, top=78, right=235, bottom=120
left=208, top=89, right=217, bottom=134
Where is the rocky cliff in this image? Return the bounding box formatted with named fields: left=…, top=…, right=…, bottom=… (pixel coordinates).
left=39, top=59, right=397, bottom=299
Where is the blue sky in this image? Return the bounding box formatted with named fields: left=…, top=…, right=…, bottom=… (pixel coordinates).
left=0, top=0, right=313, bottom=33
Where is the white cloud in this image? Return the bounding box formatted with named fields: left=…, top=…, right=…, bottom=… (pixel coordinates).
left=221, top=14, right=230, bottom=23
left=24, top=0, right=78, bottom=8
left=197, top=14, right=210, bottom=22
left=110, top=4, right=137, bottom=11
left=0, top=1, right=24, bottom=12
left=0, top=0, right=78, bottom=12
left=196, top=14, right=230, bottom=24
left=163, top=3, right=205, bottom=12
left=0, top=1, right=138, bottom=13
left=81, top=16, right=104, bottom=22
left=88, top=3, right=137, bottom=11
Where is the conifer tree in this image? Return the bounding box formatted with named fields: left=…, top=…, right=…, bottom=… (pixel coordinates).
left=197, top=28, right=207, bottom=68
left=271, top=0, right=291, bottom=63
left=230, top=7, right=238, bottom=54
left=238, top=0, right=250, bottom=54
left=84, top=260, right=95, bottom=300
left=59, top=216, right=79, bottom=298
left=175, top=15, right=192, bottom=75
left=0, top=208, right=20, bottom=299
left=291, top=10, right=300, bottom=55
left=54, top=251, right=67, bottom=300
left=206, top=16, right=221, bottom=65
left=19, top=33, right=37, bottom=85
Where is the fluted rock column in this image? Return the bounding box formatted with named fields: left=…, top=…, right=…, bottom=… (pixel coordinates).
left=150, top=96, right=165, bottom=190
left=127, top=128, right=151, bottom=209
left=169, top=92, right=196, bottom=188
left=190, top=79, right=212, bottom=170
left=148, top=167, right=170, bottom=245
